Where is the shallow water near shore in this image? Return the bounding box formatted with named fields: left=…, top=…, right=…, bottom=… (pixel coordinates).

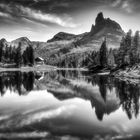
left=0, top=70, right=139, bottom=140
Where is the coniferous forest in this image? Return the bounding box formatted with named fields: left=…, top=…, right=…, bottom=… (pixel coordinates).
left=0, top=41, right=34, bottom=67
left=86, top=30, right=140, bottom=71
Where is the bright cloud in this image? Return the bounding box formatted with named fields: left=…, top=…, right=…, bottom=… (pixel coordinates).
left=21, top=6, right=77, bottom=28
left=0, top=3, right=77, bottom=28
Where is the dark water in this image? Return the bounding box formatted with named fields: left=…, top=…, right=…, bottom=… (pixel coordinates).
left=0, top=70, right=140, bottom=140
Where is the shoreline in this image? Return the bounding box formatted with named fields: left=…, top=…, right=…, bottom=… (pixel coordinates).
left=0, top=64, right=140, bottom=83
left=0, top=65, right=57, bottom=72
left=0, top=65, right=88, bottom=72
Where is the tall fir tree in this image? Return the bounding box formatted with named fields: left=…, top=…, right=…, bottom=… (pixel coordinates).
left=117, top=30, right=132, bottom=66
left=124, top=29, right=132, bottom=65
left=99, top=38, right=108, bottom=67
left=0, top=46, right=3, bottom=62
left=15, top=45, right=22, bottom=67
left=108, top=48, right=115, bottom=67
left=28, top=45, right=34, bottom=65
left=130, top=31, right=140, bottom=64
left=117, top=37, right=125, bottom=66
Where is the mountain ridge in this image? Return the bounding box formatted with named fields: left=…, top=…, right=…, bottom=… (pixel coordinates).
left=47, top=12, right=124, bottom=48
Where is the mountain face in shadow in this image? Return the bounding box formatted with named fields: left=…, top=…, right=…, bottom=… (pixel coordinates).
left=92, top=12, right=122, bottom=34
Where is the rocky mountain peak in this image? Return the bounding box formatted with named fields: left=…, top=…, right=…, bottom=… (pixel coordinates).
left=90, top=12, right=123, bottom=35
left=95, top=12, right=105, bottom=26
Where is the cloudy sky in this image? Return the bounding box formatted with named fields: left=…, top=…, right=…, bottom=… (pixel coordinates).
left=0, top=0, right=140, bottom=41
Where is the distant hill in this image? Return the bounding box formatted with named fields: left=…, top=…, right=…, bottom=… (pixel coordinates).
left=0, top=37, right=32, bottom=53
left=47, top=32, right=88, bottom=43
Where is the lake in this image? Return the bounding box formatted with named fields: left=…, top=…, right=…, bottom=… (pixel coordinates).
left=0, top=70, right=140, bottom=140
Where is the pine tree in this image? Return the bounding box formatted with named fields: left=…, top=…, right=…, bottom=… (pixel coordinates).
left=0, top=40, right=4, bottom=62
left=108, top=48, right=115, bottom=67
left=117, top=30, right=132, bottom=66
left=117, top=37, right=125, bottom=66
left=23, top=50, right=28, bottom=66
left=130, top=31, right=140, bottom=64
left=99, top=38, right=108, bottom=67
left=15, top=45, right=22, bottom=67
left=0, top=46, right=3, bottom=62
left=28, top=45, right=34, bottom=65
left=123, top=29, right=132, bottom=65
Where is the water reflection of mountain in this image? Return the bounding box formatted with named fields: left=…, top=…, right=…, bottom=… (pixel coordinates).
left=46, top=70, right=140, bottom=121
left=87, top=75, right=140, bottom=120
left=0, top=70, right=139, bottom=121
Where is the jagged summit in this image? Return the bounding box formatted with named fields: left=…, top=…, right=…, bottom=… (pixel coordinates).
left=95, top=12, right=105, bottom=26
left=90, top=12, right=123, bottom=35
left=75, top=12, right=124, bottom=48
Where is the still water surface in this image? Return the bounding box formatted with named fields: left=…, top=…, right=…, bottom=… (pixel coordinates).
left=0, top=70, right=139, bottom=140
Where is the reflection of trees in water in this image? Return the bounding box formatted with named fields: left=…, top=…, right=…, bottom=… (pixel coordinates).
left=0, top=71, right=35, bottom=96
left=87, top=74, right=140, bottom=120
left=57, top=70, right=87, bottom=80
left=115, top=80, right=140, bottom=119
